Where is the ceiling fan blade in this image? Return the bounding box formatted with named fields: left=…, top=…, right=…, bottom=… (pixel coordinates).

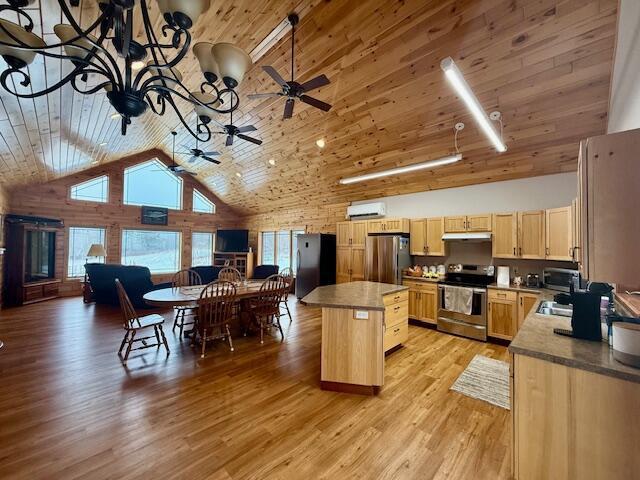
left=202, top=156, right=221, bottom=165
left=237, top=134, right=263, bottom=146
left=283, top=98, right=295, bottom=119
left=262, top=65, right=288, bottom=87
left=299, top=74, right=330, bottom=92
left=236, top=125, right=257, bottom=133
left=188, top=156, right=199, bottom=163
left=187, top=171, right=198, bottom=176
left=299, top=95, right=332, bottom=112
left=225, top=135, right=234, bottom=146
left=202, top=151, right=220, bottom=156
left=181, top=144, right=195, bottom=152
left=248, top=92, right=282, bottom=99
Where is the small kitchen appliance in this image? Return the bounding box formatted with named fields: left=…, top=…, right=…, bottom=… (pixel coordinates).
left=543, top=267, right=581, bottom=292
left=553, top=283, right=601, bottom=341
left=526, top=273, right=540, bottom=288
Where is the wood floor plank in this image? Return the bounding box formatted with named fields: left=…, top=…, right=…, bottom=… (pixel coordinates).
left=0, top=296, right=509, bottom=479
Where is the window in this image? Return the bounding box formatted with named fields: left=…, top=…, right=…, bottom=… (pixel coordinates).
left=67, top=227, right=106, bottom=277
left=123, top=159, right=182, bottom=210
left=192, top=232, right=214, bottom=267
left=70, top=175, right=108, bottom=203
left=193, top=189, right=215, bottom=214
left=260, top=229, right=305, bottom=273
left=121, top=229, right=181, bottom=274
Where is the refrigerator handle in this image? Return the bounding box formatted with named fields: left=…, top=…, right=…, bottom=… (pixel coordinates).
left=392, top=237, right=399, bottom=284
left=296, top=249, right=301, bottom=276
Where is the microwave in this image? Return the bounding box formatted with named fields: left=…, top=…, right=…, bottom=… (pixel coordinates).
left=543, top=268, right=581, bottom=292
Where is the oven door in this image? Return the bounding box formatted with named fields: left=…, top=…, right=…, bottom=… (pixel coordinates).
left=437, top=285, right=487, bottom=326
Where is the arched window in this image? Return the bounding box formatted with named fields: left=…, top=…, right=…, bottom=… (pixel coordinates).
left=123, top=159, right=183, bottom=210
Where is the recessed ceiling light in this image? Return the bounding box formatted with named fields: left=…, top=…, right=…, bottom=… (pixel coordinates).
left=91, top=160, right=99, bottom=165
left=131, top=60, right=145, bottom=71
left=268, top=158, right=276, bottom=166
left=235, top=172, right=242, bottom=178
left=110, top=113, right=120, bottom=120
left=98, top=142, right=107, bottom=147
left=316, top=138, right=326, bottom=148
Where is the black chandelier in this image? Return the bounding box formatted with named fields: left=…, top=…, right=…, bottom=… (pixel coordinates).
left=0, top=0, right=253, bottom=141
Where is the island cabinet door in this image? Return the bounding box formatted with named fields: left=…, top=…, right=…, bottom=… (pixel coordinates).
left=336, top=247, right=351, bottom=283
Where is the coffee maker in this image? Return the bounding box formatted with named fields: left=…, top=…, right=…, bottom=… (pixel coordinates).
left=553, top=282, right=602, bottom=341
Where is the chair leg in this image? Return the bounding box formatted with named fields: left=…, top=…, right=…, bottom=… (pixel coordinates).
left=123, top=330, right=136, bottom=364
left=275, top=315, right=284, bottom=342
left=153, top=325, right=161, bottom=348
left=284, top=299, right=292, bottom=322
left=118, top=330, right=129, bottom=355
left=226, top=324, right=234, bottom=352
left=201, top=329, right=207, bottom=358
left=158, top=324, right=170, bottom=355
left=178, top=310, right=185, bottom=338
left=172, top=309, right=179, bottom=333
left=260, top=319, right=264, bottom=345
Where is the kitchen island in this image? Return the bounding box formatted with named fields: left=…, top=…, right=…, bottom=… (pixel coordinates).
left=302, top=281, right=408, bottom=395
left=509, top=302, right=640, bottom=479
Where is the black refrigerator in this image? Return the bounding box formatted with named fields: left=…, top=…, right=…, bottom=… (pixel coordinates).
left=295, top=234, right=336, bottom=299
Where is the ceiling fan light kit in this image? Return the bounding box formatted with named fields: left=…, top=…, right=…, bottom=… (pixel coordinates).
left=0, top=0, right=251, bottom=141
left=440, top=57, right=507, bottom=153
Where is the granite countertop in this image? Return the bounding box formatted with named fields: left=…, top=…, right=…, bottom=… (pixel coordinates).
left=488, top=282, right=545, bottom=294
left=301, top=281, right=408, bottom=311
left=509, top=291, right=640, bottom=384
left=402, top=275, right=441, bottom=283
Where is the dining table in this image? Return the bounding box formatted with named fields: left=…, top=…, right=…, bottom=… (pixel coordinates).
left=142, top=280, right=267, bottom=308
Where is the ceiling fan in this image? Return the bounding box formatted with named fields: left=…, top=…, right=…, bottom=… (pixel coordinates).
left=248, top=14, right=332, bottom=119
left=213, top=109, right=262, bottom=146
left=163, top=131, right=197, bottom=176
left=177, top=138, right=221, bottom=165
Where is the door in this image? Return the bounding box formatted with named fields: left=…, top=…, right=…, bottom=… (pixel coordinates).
left=444, top=216, right=467, bottom=233
left=518, top=211, right=545, bottom=259
left=410, top=219, right=426, bottom=255
left=488, top=298, right=517, bottom=340
left=466, top=214, right=492, bottom=232
left=492, top=213, right=518, bottom=258
left=336, top=246, right=351, bottom=284
left=367, top=220, right=384, bottom=234
left=546, top=207, right=573, bottom=261
left=517, top=293, right=540, bottom=330
left=350, top=247, right=366, bottom=281
left=421, top=284, right=438, bottom=325
left=351, top=221, right=368, bottom=248
left=408, top=288, right=420, bottom=319
left=425, top=217, right=446, bottom=256
left=336, top=222, right=351, bottom=247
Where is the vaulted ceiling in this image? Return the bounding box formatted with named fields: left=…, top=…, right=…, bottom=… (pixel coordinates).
left=0, top=0, right=617, bottom=215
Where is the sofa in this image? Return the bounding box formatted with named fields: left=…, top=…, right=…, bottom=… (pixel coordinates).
left=85, top=263, right=171, bottom=308
left=190, top=266, right=223, bottom=284
left=252, top=265, right=279, bottom=279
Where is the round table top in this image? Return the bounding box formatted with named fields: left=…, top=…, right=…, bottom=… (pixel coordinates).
left=143, top=281, right=265, bottom=307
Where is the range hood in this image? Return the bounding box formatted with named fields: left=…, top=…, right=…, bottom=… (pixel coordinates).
left=442, top=232, right=492, bottom=242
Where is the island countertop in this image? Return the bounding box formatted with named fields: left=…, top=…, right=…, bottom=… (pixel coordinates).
left=301, top=281, right=408, bottom=311
left=509, top=297, right=640, bottom=384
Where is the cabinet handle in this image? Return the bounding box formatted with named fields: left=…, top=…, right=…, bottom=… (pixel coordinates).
left=546, top=247, right=550, bottom=256
left=394, top=306, right=400, bottom=312
left=520, top=297, right=523, bottom=306
left=394, top=327, right=400, bottom=333
left=519, top=247, right=522, bottom=256
left=394, top=295, right=401, bottom=302
left=513, top=247, right=516, bottom=255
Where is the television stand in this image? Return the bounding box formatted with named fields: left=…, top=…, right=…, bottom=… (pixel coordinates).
left=213, top=252, right=254, bottom=279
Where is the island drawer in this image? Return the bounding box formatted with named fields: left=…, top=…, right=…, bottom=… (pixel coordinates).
left=385, top=302, right=408, bottom=327
left=384, top=321, right=408, bottom=352
left=383, top=290, right=408, bottom=307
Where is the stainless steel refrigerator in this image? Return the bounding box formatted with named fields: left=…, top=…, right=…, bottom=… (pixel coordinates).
left=365, top=235, right=411, bottom=285
left=295, top=234, right=336, bottom=299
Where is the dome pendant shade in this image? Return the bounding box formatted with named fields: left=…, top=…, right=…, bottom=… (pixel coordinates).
left=190, top=91, right=220, bottom=123
left=193, top=42, right=219, bottom=84
left=54, top=24, right=99, bottom=62
left=0, top=18, right=46, bottom=68
left=211, top=42, right=252, bottom=89
left=167, top=0, right=210, bottom=29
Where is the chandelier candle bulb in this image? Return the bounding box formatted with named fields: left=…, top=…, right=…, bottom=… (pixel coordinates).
left=440, top=57, right=507, bottom=153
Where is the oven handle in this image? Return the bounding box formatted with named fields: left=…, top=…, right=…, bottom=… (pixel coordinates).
left=438, top=285, right=487, bottom=294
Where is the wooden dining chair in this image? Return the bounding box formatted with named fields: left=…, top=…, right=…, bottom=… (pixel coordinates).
left=193, top=280, right=237, bottom=358
left=115, top=279, right=169, bottom=365
left=171, top=269, right=202, bottom=338
left=278, top=267, right=294, bottom=323
left=218, top=266, right=242, bottom=282
left=248, top=274, right=288, bottom=344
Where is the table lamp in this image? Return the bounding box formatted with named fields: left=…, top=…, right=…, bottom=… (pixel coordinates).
left=86, top=244, right=107, bottom=263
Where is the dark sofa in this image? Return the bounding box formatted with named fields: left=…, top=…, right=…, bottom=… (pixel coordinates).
left=85, top=263, right=171, bottom=308
left=190, top=266, right=223, bottom=284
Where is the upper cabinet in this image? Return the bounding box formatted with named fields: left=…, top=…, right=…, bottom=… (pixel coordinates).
left=545, top=207, right=573, bottom=261
left=367, top=218, right=409, bottom=234
left=492, top=213, right=518, bottom=258
left=518, top=210, right=546, bottom=259
left=336, top=221, right=368, bottom=247
left=336, top=221, right=368, bottom=284
left=444, top=214, right=492, bottom=233
left=410, top=217, right=446, bottom=256
left=409, top=219, right=426, bottom=255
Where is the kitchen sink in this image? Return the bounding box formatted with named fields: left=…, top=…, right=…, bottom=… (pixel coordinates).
left=536, top=300, right=573, bottom=318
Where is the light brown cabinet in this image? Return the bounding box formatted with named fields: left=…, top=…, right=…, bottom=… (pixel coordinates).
left=403, top=280, right=438, bottom=325
left=336, top=221, right=368, bottom=283
left=383, top=290, right=409, bottom=352
left=545, top=206, right=573, bottom=261
left=409, top=217, right=445, bottom=256
left=444, top=214, right=492, bottom=233
left=368, top=218, right=409, bottom=234
left=336, top=221, right=367, bottom=247
left=517, top=292, right=540, bottom=330
left=492, top=213, right=518, bottom=258
left=518, top=210, right=546, bottom=259
left=488, top=289, right=518, bottom=340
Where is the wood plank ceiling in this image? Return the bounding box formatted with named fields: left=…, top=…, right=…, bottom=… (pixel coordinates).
left=0, top=0, right=617, bottom=215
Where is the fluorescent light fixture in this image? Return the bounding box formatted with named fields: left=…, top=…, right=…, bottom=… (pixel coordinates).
left=338, top=154, right=461, bottom=185
left=440, top=57, right=507, bottom=153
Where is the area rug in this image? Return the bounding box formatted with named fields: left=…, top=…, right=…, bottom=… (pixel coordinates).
left=450, top=354, right=510, bottom=409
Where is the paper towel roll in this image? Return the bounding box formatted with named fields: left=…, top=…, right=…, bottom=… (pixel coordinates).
left=497, top=266, right=510, bottom=287
left=612, top=322, right=640, bottom=368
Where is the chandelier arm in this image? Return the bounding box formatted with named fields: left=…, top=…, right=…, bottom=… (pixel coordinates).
left=71, top=72, right=113, bottom=95
left=145, top=93, right=167, bottom=116
left=163, top=94, right=212, bottom=143
left=143, top=83, right=238, bottom=115
left=0, top=5, right=35, bottom=32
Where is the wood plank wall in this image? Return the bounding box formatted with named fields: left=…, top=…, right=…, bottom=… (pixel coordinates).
left=0, top=185, right=8, bottom=308
left=4, top=150, right=243, bottom=297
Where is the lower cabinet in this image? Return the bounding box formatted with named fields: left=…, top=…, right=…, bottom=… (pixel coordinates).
left=336, top=245, right=365, bottom=283
left=403, top=280, right=438, bottom=325
left=488, top=288, right=540, bottom=340
left=383, top=290, right=409, bottom=352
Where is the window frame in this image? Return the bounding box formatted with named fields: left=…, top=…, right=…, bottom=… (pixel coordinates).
left=123, top=158, right=183, bottom=210
left=191, top=231, right=215, bottom=267
left=69, top=175, right=109, bottom=204
left=259, top=228, right=306, bottom=274
left=120, top=228, right=182, bottom=274
left=193, top=188, right=216, bottom=214
left=66, top=225, right=107, bottom=279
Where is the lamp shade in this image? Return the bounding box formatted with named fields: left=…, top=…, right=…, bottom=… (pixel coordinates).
left=190, top=91, right=220, bottom=121
left=211, top=43, right=252, bottom=89
left=0, top=18, right=46, bottom=67
left=54, top=24, right=98, bottom=61
left=193, top=42, right=219, bottom=83
left=147, top=62, right=183, bottom=89
left=169, top=0, right=211, bottom=25
left=87, top=244, right=107, bottom=257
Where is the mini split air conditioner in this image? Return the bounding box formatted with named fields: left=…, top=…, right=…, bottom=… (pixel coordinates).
left=346, top=202, right=386, bottom=219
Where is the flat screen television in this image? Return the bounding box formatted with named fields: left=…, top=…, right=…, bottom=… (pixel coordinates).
left=216, top=229, right=249, bottom=253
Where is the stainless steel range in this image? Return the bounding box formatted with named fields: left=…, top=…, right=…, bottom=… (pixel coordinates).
left=437, top=264, right=495, bottom=341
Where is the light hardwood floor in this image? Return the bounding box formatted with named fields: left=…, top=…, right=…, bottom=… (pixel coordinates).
left=0, top=296, right=510, bottom=479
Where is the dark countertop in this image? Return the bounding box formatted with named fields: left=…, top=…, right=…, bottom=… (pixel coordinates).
left=509, top=291, right=640, bottom=384
left=488, top=283, right=545, bottom=294
left=301, top=281, right=408, bottom=311
left=402, top=276, right=441, bottom=283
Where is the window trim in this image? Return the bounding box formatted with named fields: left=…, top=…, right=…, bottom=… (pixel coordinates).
left=121, top=228, right=183, bottom=274
left=191, top=231, right=215, bottom=267
left=66, top=225, right=107, bottom=279
left=193, top=188, right=216, bottom=214
left=123, top=158, right=184, bottom=210
left=69, top=175, right=109, bottom=204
